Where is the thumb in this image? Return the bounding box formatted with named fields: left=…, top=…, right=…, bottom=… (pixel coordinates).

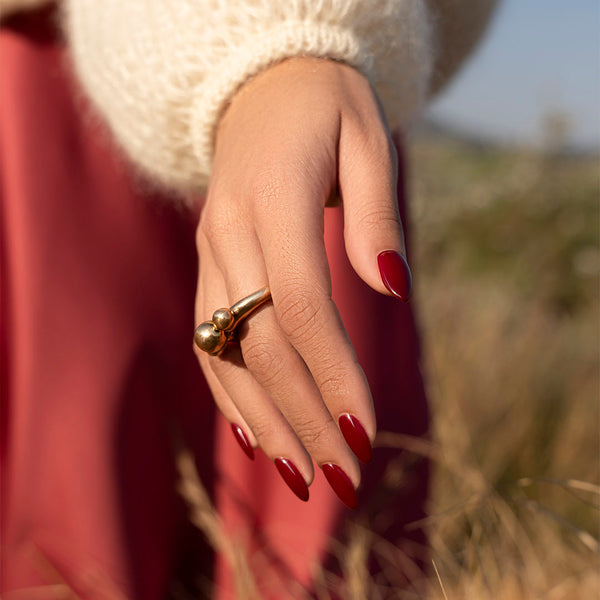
left=338, top=123, right=412, bottom=302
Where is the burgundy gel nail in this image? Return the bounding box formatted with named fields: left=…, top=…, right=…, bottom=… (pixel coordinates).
left=274, top=458, right=309, bottom=502
left=231, top=423, right=254, bottom=460
left=322, top=463, right=358, bottom=509
left=338, top=413, right=373, bottom=463
left=377, top=251, right=412, bottom=302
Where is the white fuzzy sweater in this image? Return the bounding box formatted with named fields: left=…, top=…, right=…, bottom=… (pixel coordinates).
left=2, top=0, right=498, bottom=195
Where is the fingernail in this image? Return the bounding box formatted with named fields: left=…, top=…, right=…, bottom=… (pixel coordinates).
left=322, top=463, right=358, bottom=509
left=231, top=423, right=254, bottom=460
left=377, top=251, right=412, bottom=302
left=274, top=458, right=309, bottom=502
left=338, top=414, right=373, bottom=463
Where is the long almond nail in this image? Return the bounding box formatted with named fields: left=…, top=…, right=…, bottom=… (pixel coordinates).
left=377, top=251, right=412, bottom=301
left=274, top=458, right=309, bottom=501
left=322, top=463, right=357, bottom=509
left=231, top=423, right=254, bottom=460
left=338, top=414, right=373, bottom=463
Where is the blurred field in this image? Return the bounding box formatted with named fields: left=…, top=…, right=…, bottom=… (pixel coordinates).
left=407, top=137, right=600, bottom=599
left=179, top=139, right=600, bottom=599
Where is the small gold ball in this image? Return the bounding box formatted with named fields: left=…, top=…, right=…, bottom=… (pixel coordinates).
left=212, top=308, right=234, bottom=331
left=194, top=321, right=226, bottom=355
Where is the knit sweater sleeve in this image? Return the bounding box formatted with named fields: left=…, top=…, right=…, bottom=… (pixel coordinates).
left=62, top=1, right=493, bottom=196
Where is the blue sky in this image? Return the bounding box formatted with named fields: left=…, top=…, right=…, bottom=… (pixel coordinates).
left=427, top=0, right=600, bottom=149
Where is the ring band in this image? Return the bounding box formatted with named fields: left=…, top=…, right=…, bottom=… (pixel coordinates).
left=194, top=287, right=272, bottom=356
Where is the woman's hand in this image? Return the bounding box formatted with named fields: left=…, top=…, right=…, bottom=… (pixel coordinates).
left=194, top=57, right=411, bottom=507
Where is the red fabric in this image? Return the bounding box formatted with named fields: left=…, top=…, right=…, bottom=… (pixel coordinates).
left=0, top=11, right=429, bottom=600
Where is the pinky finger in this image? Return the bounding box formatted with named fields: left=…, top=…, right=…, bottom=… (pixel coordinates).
left=200, top=354, right=258, bottom=461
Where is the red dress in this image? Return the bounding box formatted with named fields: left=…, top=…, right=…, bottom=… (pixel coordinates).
left=0, top=10, right=429, bottom=599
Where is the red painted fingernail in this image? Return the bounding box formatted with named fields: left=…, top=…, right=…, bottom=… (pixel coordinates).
left=322, top=463, right=358, bottom=509
left=377, top=251, right=412, bottom=302
left=231, top=423, right=254, bottom=460
left=338, top=414, right=373, bottom=463
left=274, top=458, right=309, bottom=502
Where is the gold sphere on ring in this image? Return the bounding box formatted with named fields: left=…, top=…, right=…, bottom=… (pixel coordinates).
left=212, top=307, right=234, bottom=331
left=194, top=321, right=226, bottom=355
left=194, top=288, right=271, bottom=356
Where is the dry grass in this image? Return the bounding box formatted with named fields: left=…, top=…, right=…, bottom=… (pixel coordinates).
left=409, top=139, right=600, bottom=599
left=177, top=140, right=600, bottom=598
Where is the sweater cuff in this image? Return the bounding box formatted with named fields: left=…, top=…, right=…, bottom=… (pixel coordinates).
left=190, top=21, right=367, bottom=179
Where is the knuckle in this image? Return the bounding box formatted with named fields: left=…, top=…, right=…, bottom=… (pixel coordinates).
left=294, top=418, right=334, bottom=450
left=317, top=369, right=352, bottom=399
left=248, top=169, right=287, bottom=212
left=242, top=336, right=284, bottom=387
left=361, top=120, right=393, bottom=155
left=347, top=115, right=397, bottom=178
left=276, top=287, right=325, bottom=344
left=197, top=200, right=241, bottom=250
left=245, top=416, right=276, bottom=442
left=357, top=206, right=401, bottom=235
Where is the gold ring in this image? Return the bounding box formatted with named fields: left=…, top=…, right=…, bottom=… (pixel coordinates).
left=194, top=287, right=272, bottom=356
